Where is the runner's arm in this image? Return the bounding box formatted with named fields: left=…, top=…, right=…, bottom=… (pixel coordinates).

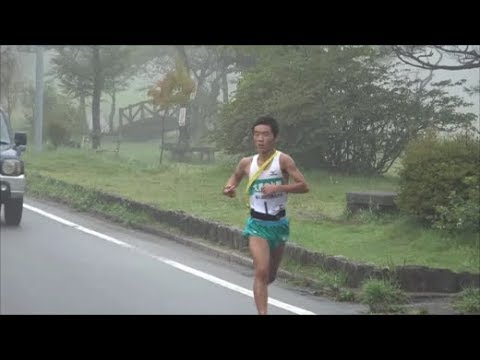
left=223, top=157, right=249, bottom=197
left=277, top=154, right=309, bottom=193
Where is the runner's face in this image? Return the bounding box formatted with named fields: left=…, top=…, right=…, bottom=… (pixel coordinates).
left=253, top=124, right=276, bottom=153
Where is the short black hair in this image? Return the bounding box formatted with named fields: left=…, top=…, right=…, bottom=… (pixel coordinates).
left=251, top=116, right=279, bottom=138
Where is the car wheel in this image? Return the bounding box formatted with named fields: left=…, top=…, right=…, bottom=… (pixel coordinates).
left=4, top=197, right=23, bottom=226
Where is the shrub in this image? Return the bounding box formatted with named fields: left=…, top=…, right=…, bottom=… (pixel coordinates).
left=397, top=132, right=480, bottom=233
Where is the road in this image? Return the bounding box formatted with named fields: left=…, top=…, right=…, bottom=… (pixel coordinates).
left=1, top=198, right=366, bottom=315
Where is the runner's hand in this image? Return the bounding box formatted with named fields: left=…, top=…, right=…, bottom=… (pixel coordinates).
left=223, top=184, right=236, bottom=197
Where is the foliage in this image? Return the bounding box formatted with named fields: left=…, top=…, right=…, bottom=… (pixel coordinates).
left=397, top=132, right=480, bottom=233
left=214, top=45, right=476, bottom=174
left=391, top=45, right=480, bottom=71
left=0, top=46, right=23, bottom=114
left=147, top=58, right=196, bottom=108
left=360, top=278, right=408, bottom=313
left=22, top=83, right=84, bottom=148
left=453, top=287, right=480, bottom=314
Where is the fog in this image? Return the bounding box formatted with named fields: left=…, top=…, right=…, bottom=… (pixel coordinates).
left=4, top=45, right=479, bottom=132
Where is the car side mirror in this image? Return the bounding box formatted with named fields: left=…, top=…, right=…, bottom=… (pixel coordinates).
left=14, top=132, right=27, bottom=146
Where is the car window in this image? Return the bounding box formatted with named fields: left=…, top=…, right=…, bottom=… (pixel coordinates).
left=0, top=112, right=11, bottom=144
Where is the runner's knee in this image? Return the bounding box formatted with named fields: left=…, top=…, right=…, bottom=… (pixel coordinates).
left=268, top=273, right=276, bottom=284
left=255, top=266, right=269, bottom=282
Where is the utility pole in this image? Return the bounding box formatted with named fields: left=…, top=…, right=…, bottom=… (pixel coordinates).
left=34, top=46, right=44, bottom=152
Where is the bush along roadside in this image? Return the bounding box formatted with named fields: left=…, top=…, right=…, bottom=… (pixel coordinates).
left=360, top=278, right=409, bottom=314
left=452, top=287, right=480, bottom=314
left=26, top=172, right=480, bottom=294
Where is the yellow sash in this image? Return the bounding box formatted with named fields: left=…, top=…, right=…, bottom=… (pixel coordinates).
left=244, top=150, right=278, bottom=208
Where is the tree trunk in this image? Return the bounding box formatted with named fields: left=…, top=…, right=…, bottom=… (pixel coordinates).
left=188, top=69, right=211, bottom=145
left=190, top=101, right=203, bottom=144
left=159, top=108, right=168, bottom=165
left=91, top=46, right=103, bottom=149
left=109, top=90, right=116, bottom=134
left=221, top=67, right=229, bottom=104
left=7, top=90, right=12, bottom=116
left=175, top=46, right=191, bottom=153
left=5, top=79, right=15, bottom=116
left=79, top=94, right=88, bottom=134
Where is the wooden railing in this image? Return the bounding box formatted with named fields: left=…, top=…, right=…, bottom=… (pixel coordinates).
left=118, top=100, right=180, bottom=128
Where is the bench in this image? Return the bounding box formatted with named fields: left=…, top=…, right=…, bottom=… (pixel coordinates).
left=346, top=191, right=398, bottom=212
left=163, top=143, right=215, bottom=163
left=187, top=146, right=215, bottom=162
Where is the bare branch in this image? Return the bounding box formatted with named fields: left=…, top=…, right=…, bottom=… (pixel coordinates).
left=392, top=45, right=480, bottom=71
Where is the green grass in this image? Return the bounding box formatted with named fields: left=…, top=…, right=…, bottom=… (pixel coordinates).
left=453, top=287, right=480, bottom=314
left=360, top=278, right=409, bottom=313
left=280, top=258, right=357, bottom=301
left=22, top=145, right=480, bottom=274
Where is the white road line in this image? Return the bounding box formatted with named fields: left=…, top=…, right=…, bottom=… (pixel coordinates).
left=24, top=203, right=316, bottom=315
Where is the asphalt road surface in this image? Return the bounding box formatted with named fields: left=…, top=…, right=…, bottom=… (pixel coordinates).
left=1, top=197, right=366, bottom=315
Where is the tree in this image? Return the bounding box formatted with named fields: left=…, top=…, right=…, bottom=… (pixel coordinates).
left=22, top=83, right=83, bottom=148
left=102, top=46, right=148, bottom=133
left=137, top=46, right=261, bottom=147
left=0, top=46, right=23, bottom=115
left=49, top=46, right=144, bottom=148
left=49, top=46, right=91, bottom=122
left=91, top=46, right=103, bottom=149
left=214, top=46, right=477, bottom=174
left=147, top=58, right=195, bottom=163
left=391, top=45, right=480, bottom=71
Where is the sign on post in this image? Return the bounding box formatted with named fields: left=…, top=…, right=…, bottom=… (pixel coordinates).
left=179, top=107, right=186, bottom=126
